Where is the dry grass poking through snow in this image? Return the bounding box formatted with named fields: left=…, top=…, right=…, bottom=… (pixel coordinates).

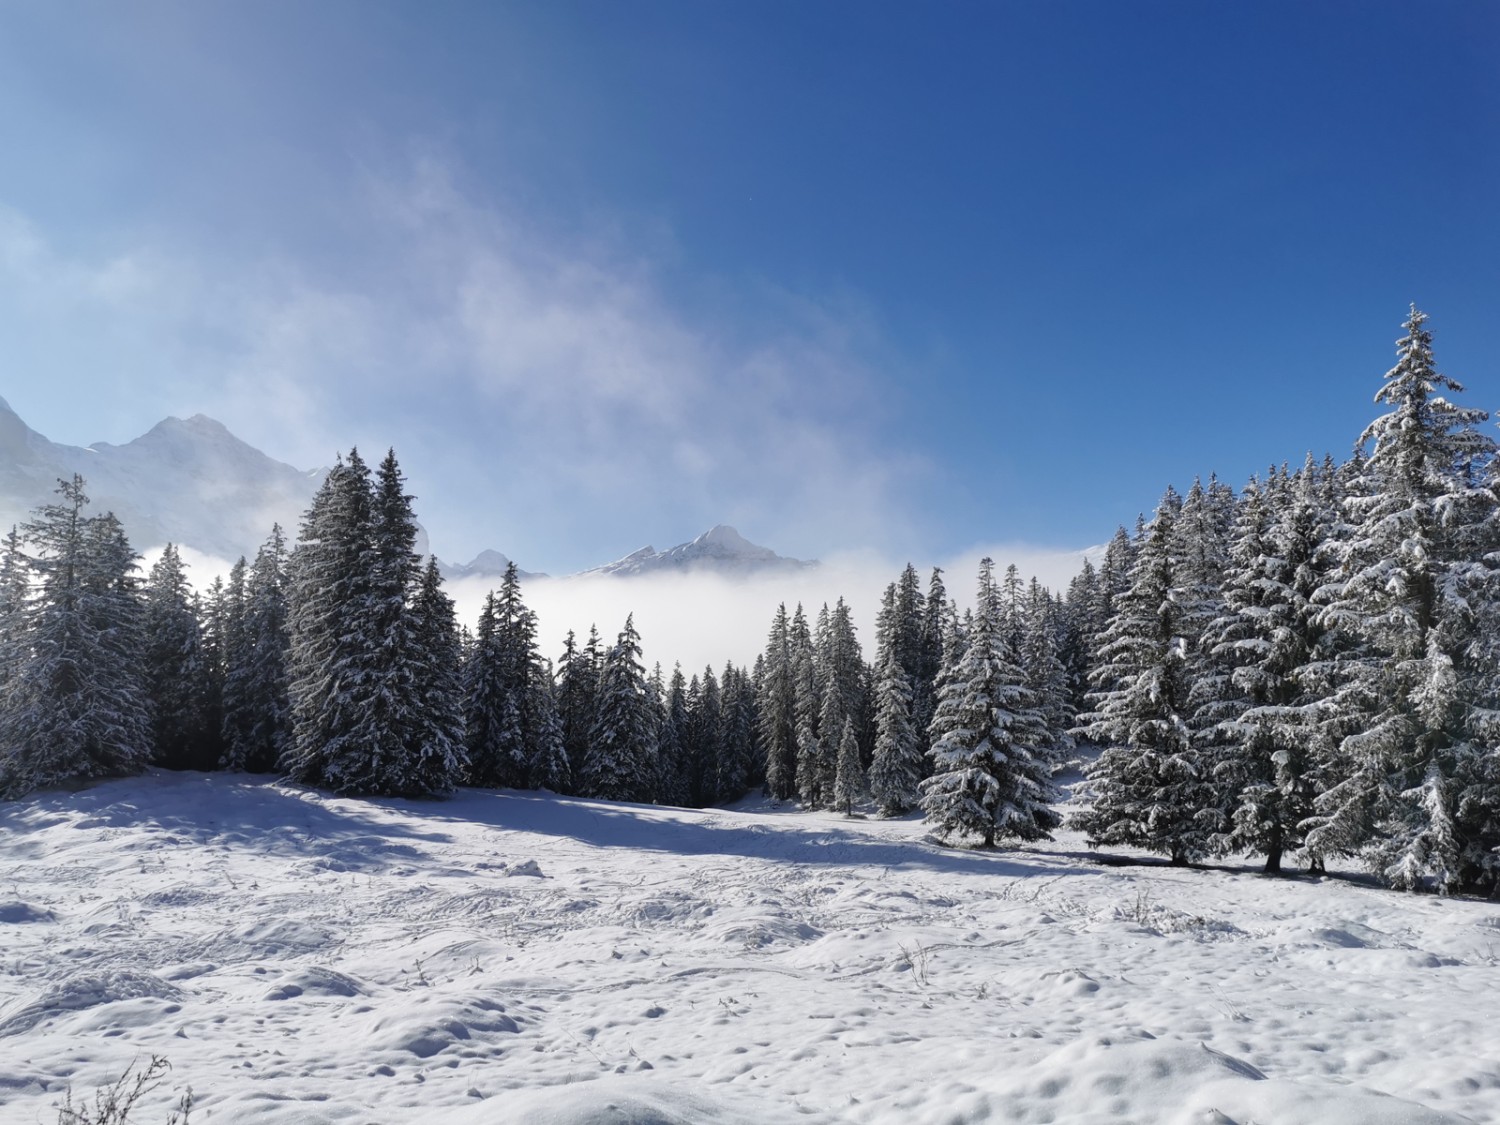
left=1, top=771, right=1498, bottom=1123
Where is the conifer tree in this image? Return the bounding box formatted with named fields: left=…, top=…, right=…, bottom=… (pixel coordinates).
left=142, top=544, right=212, bottom=770
left=584, top=615, right=656, bottom=801
left=833, top=717, right=864, bottom=815
left=1307, top=308, right=1497, bottom=891
left=758, top=604, right=797, bottom=799
left=222, top=525, right=291, bottom=773
left=921, top=558, right=1059, bottom=846
left=1074, top=486, right=1212, bottom=864
left=403, top=556, right=470, bottom=795
left=0, top=478, right=152, bottom=798
left=869, top=585, right=922, bottom=815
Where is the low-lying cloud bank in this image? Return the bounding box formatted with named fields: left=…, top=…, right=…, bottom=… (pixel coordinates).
left=148, top=541, right=1095, bottom=676
left=448, top=543, right=1096, bottom=674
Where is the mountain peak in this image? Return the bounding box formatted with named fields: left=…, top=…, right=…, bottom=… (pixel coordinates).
left=584, top=525, right=813, bottom=578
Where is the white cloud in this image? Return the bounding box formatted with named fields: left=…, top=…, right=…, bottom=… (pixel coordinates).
left=0, top=156, right=931, bottom=572
left=448, top=542, right=1093, bottom=675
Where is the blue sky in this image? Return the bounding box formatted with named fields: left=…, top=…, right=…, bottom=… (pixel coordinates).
left=1, top=1, right=1497, bottom=574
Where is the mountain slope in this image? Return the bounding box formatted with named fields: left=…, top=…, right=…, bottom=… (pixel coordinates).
left=0, top=397, right=326, bottom=562
left=583, top=524, right=815, bottom=578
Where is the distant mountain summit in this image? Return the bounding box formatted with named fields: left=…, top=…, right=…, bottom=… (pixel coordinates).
left=0, top=399, right=326, bottom=562
left=438, top=549, right=547, bottom=582
left=0, top=401, right=816, bottom=578
left=582, top=524, right=815, bottom=578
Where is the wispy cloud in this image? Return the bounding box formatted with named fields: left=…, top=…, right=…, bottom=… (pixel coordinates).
left=1, top=154, right=933, bottom=573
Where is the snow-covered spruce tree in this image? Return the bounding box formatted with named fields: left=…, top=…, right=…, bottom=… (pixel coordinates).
left=221, top=525, right=291, bottom=773
left=463, top=591, right=524, bottom=787
left=1073, top=486, right=1214, bottom=864
left=916, top=567, right=950, bottom=755
left=0, top=527, right=27, bottom=690
left=869, top=585, right=922, bottom=816
left=403, top=556, right=470, bottom=796
left=142, top=544, right=213, bottom=770
left=1019, top=578, right=1076, bottom=768
left=719, top=662, right=757, bottom=799
left=921, top=558, right=1060, bottom=846
left=655, top=663, right=690, bottom=806
left=1195, top=462, right=1333, bottom=873
left=556, top=627, right=601, bottom=791
left=284, top=449, right=461, bottom=796
left=524, top=657, right=570, bottom=793
left=833, top=717, right=864, bottom=815
left=790, top=605, right=824, bottom=806
left=687, top=666, right=723, bottom=805
left=1306, top=308, right=1497, bottom=892
left=583, top=615, right=657, bottom=801
left=757, top=604, right=798, bottom=799
left=0, top=478, right=153, bottom=799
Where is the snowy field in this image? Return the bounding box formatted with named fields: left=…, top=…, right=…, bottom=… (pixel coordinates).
left=2, top=773, right=1498, bottom=1125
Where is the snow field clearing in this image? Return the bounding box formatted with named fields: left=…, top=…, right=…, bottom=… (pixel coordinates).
left=1, top=772, right=1497, bottom=1124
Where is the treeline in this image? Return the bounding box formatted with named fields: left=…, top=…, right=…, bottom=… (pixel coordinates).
left=0, top=450, right=760, bottom=809
left=2, top=307, right=1496, bottom=896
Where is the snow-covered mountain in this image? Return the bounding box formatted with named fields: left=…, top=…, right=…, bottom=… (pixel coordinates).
left=0, top=401, right=814, bottom=579
left=581, top=524, right=815, bottom=578
left=0, top=396, right=326, bottom=562
left=438, top=549, right=547, bottom=583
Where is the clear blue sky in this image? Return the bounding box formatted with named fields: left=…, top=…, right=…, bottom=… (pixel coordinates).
left=1, top=1, right=1496, bottom=573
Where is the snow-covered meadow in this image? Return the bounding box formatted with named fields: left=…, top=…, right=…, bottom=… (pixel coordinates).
left=2, top=772, right=1497, bottom=1124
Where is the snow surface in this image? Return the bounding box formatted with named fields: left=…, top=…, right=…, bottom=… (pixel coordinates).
left=1, top=773, right=1497, bottom=1123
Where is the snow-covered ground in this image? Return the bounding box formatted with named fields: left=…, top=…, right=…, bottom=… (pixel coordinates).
left=2, top=773, right=1497, bottom=1124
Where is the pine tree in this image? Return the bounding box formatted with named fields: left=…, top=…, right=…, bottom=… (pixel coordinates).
left=463, top=592, right=524, bottom=787
left=222, top=525, right=292, bottom=773
left=869, top=585, right=922, bottom=815
left=584, top=615, right=657, bottom=801
left=1307, top=308, right=1497, bottom=891
left=758, top=604, right=797, bottom=799
left=921, top=558, right=1059, bottom=846
left=556, top=627, right=601, bottom=791
left=525, top=658, right=571, bottom=792
left=0, top=478, right=152, bottom=798
left=403, top=557, right=470, bottom=795
left=833, top=717, right=864, bottom=815
left=142, top=544, right=212, bottom=770
left=1073, top=486, right=1212, bottom=864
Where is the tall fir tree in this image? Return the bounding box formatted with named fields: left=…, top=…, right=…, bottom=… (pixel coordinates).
left=584, top=615, right=657, bottom=801
left=1307, top=308, right=1498, bottom=891
left=142, top=544, right=212, bottom=770
left=921, top=559, right=1059, bottom=846
left=0, top=478, right=152, bottom=798
left=1073, top=486, right=1213, bottom=864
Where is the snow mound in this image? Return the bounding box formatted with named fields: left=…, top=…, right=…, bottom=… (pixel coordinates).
left=262, top=966, right=368, bottom=1001
left=0, top=970, right=184, bottom=1036
left=506, top=859, right=545, bottom=877
left=0, top=900, right=54, bottom=924
left=451, top=1075, right=772, bottom=1124
left=922, top=1033, right=1470, bottom=1125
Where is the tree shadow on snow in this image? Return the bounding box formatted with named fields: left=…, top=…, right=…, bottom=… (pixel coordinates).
left=418, top=789, right=1098, bottom=883
left=0, top=769, right=454, bottom=873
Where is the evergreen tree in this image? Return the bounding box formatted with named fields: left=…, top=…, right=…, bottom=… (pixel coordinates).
left=403, top=556, right=469, bottom=795
left=525, top=658, right=571, bottom=792
left=1307, top=308, right=1497, bottom=891
left=0, top=478, right=152, bottom=798
left=758, top=604, right=797, bottom=799
left=222, top=525, right=292, bottom=773
left=556, top=627, right=601, bottom=791
left=584, top=615, right=656, bottom=801
left=869, top=585, right=922, bottom=815
left=833, top=717, right=864, bottom=814
left=921, top=558, right=1059, bottom=846
left=463, top=592, right=524, bottom=787
left=142, top=544, right=212, bottom=770
left=1073, top=486, right=1212, bottom=864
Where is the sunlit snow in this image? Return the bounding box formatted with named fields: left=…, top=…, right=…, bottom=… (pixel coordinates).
left=1, top=771, right=1495, bottom=1123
